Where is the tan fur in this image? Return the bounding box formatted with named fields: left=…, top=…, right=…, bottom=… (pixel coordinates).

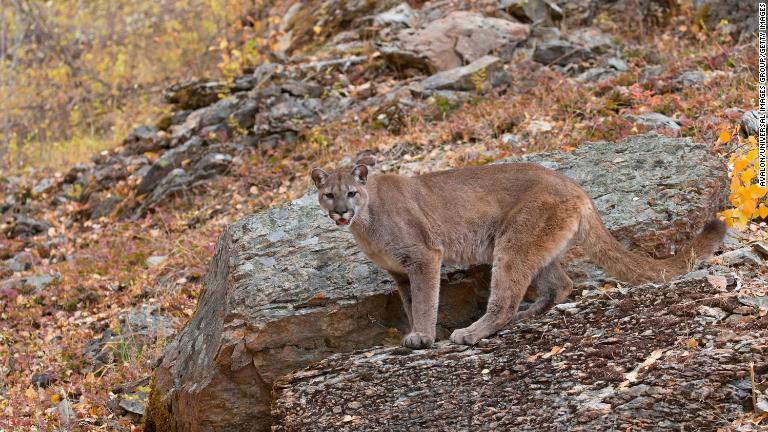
left=311, top=162, right=726, bottom=348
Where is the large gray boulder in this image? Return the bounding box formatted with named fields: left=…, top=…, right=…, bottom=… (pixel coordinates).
left=145, top=134, right=726, bottom=431
left=386, top=11, right=530, bottom=73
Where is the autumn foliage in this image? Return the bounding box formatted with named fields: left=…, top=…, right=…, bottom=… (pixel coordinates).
left=721, top=132, right=768, bottom=228
left=0, top=0, right=278, bottom=170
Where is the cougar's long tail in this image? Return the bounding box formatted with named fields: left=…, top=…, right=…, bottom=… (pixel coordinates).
left=580, top=206, right=726, bottom=283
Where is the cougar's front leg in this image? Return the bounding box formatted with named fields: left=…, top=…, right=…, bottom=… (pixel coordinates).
left=400, top=254, right=441, bottom=349
left=388, top=271, right=413, bottom=330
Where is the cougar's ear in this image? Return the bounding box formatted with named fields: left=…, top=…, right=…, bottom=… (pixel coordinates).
left=311, top=168, right=329, bottom=188
left=351, top=164, right=368, bottom=184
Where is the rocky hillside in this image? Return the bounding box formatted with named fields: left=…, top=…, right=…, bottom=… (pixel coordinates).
left=0, top=0, right=762, bottom=430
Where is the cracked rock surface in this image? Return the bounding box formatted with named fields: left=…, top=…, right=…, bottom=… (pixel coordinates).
left=272, top=275, right=768, bottom=431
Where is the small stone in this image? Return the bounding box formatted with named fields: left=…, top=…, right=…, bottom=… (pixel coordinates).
left=119, top=391, right=148, bottom=415
left=333, top=406, right=342, bottom=414
left=697, top=305, right=728, bottom=321
left=718, top=247, right=762, bottom=267
left=31, top=372, right=57, bottom=388
left=348, top=401, right=362, bottom=410
left=675, top=70, right=707, bottom=86
left=625, top=112, right=680, bottom=132
left=145, top=256, right=167, bottom=267
left=417, top=56, right=504, bottom=93
left=741, top=110, right=760, bottom=138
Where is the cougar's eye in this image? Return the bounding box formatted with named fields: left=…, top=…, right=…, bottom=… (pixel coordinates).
left=324, top=193, right=334, bottom=199
left=347, top=191, right=357, bottom=198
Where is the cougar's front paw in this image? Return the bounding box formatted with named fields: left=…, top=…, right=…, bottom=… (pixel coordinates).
left=401, top=332, right=434, bottom=349
left=450, top=328, right=479, bottom=346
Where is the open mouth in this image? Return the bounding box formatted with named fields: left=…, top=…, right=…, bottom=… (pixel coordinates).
left=335, top=218, right=348, bottom=226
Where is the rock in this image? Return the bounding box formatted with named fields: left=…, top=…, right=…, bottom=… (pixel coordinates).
left=416, top=56, right=505, bottom=93
left=230, top=100, right=259, bottom=130
left=123, top=125, right=170, bottom=155
left=379, top=45, right=433, bottom=75
left=565, top=28, right=614, bottom=55
left=693, top=0, right=757, bottom=40
left=373, top=2, right=417, bottom=27
left=191, top=152, right=233, bottom=179
left=31, top=372, right=58, bottom=388
left=561, top=0, right=677, bottom=28
left=136, top=169, right=193, bottom=215
left=577, top=56, right=628, bottom=82
left=63, top=163, right=88, bottom=184
left=137, top=137, right=204, bottom=196
left=500, top=0, right=563, bottom=26
left=2, top=250, right=35, bottom=272
left=738, top=296, right=768, bottom=314
left=389, top=11, right=529, bottom=73
left=273, top=277, right=765, bottom=430
left=88, top=194, right=123, bottom=219
left=675, top=70, right=707, bottom=87
left=625, top=112, right=680, bottom=132
left=5, top=215, right=50, bottom=238
left=119, top=392, right=148, bottom=416
left=164, top=80, right=227, bottom=110
left=145, top=256, right=167, bottom=267
left=31, top=178, right=54, bottom=196
left=0, top=273, right=59, bottom=295
left=697, top=305, right=728, bottom=321
left=146, top=134, right=726, bottom=432
left=252, top=94, right=321, bottom=145
left=717, top=247, right=763, bottom=267
left=576, top=67, right=617, bottom=83
left=199, top=96, right=242, bottom=128
left=740, top=110, right=760, bottom=138
left=598, top=57, right=626, bottom=72
left=526, top=119, right=554, bottom=134
left=532, top=39, right=594, bottom=66
left=231, top=75, right=256, bottom=92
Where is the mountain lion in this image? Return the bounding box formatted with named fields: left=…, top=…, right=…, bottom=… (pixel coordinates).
left=310, top=161, right=726, bottom=349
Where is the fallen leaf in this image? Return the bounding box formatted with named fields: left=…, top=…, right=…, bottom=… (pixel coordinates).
left=542, top=345, right=564, bottom=359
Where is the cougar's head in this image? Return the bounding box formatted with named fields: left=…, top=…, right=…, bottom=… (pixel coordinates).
left=310, top=164, right=369, bottom=226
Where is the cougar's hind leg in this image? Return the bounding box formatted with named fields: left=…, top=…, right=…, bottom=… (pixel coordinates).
left=450, top=199, right=581, bottom=346
left=514, top=260, right=573, bottom=321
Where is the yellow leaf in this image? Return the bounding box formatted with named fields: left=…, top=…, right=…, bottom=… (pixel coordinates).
left=758, top=204, right=768, bottom=219
left=741, top=199, right=757, bottom=216
left=686, top=338, right=699, bottom=348
left=717, top=130, right=731, bottom=144
left=733, top=157, right=749, bottom=174
left=748, top=135, right=758, bottom=146
left=51, top=394, right=61, bottom=403
left=741, top=167, right=756, bottom=184
left=312, top=26, right=322, bottom=34
left=747, top=148, right=758, bottom=161
left=748, top=184, right=768, bottom=199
